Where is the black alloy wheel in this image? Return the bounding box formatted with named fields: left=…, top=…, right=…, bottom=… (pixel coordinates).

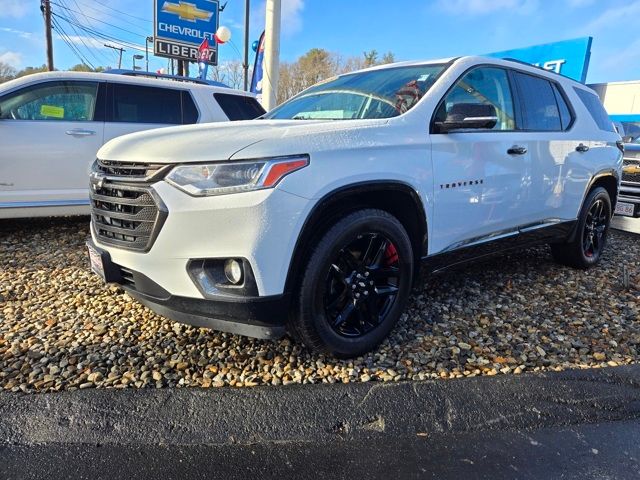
left=292, top=209, right=414, bottom=358
left=324, top=233, right=401, bottom=338
left=583, top=198, right=608, bottom=259
left=550, top=186, right=611, bottom=269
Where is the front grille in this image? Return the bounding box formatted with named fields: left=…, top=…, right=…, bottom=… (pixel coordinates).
left=622, top=159, right=640, bottom=184
left=90, top=160, right=169, bottom=252
left=95, top=159, right=170, bottom=182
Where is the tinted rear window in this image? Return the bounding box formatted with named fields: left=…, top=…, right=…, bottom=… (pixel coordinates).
left=214, top=93, right=265, bottom=121
left=513, top=72, right=562, bottom=131
left=574, top=88, right=615, bottom=132
left=111, top=84, right=182, bottom=124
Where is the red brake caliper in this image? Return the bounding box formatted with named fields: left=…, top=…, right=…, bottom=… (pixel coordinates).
left=383, top=243, right=398, bottom=266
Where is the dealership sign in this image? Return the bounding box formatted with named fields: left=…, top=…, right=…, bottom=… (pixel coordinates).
left=486, top=37, right=593, bottom=83
left=154, top=0, right=219, bottom=65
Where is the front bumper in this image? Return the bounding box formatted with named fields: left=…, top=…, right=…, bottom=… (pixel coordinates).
left=87, top=238, right=289, bottom=340
left=618, top=182, right=640, bottom=218
left=92, top=182, right=311, bottom=298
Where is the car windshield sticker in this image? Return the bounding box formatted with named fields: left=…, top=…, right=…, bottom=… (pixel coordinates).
left=40, top=105, right=64, bottom=119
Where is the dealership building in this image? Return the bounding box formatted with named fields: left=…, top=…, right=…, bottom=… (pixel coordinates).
left=589, top=81, right=640, bottom=135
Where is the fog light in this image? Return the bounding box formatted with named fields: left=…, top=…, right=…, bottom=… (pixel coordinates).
left=224, top=259, right=244, bottom=284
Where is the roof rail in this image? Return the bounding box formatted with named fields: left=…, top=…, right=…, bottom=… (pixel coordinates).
left=105, top=69, right=230, bottom=88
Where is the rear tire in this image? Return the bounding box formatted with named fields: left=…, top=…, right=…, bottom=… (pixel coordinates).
left=290, top=209, right=414, bottom=358
left=550, top=186, right=611, bottom=269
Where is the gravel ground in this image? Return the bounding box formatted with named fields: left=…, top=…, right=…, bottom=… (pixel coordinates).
left=1, top=217, right=639, bottom=393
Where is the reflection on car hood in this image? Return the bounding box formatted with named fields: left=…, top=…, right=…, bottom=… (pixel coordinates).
left=97, top=119, right=389, bottom=164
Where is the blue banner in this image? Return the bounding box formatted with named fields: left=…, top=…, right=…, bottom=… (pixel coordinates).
left=486, top=37, right=592, bottom=83
left=250, top=31, right=265, bottom=95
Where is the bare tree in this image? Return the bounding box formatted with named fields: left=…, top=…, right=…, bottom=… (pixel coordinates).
left=15, top=64, right=48, bottom=78
left=0, top=61, right=17, bottom=83
left=275, top=48, right=397, bottom=105
left=225, top=61, right=244, bottom=90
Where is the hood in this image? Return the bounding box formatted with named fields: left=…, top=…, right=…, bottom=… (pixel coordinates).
left=97, top=118, right=388, bottom=164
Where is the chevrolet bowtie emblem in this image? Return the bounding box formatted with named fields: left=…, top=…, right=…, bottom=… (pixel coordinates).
left=623, top=164, right=640, bottom=175
left=162, top=1, right=213, bottom=22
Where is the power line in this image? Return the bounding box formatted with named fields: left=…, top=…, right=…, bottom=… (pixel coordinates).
left=89, top=0, right=152, bottom=23
left=51, top=15, right=96, bottom=69
left=52, top=17, right=94, bottom=68
left=57, top=0, right=113, bottom=67
left=53, top=12, right=147, bottom=52
left=104, top=44, right=125, bottom=69
left=78, top=0, right=152, bottom=28
left=50, top=2, right=149, bottom=39
left=59, top=0, right=152, bottom=34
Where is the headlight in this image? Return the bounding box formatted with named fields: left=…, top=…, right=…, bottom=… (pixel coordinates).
left=165, top=155, right=309, bottom=196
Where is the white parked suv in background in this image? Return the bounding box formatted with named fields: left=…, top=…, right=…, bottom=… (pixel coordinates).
left=0, top=70, right=264, bottom=218
left=87, top=56, right=623, bottom=358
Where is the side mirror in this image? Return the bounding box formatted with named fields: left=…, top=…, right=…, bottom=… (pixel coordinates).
left=435, top=103, right=498, bottom=133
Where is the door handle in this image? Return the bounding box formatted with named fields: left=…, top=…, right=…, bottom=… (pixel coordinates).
left=507, top=145, right=527, bottom=155
left=66, top=129, right=96, bottom=137
left=576, top=143, right=590, bottom=153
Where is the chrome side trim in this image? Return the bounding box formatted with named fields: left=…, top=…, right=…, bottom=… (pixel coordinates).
left=442, top=229, right=518, bottom=252
left=0, top=200, right=90, bottom=208
left=519, top=219, right=565, bottom=233
left=442, top=219, right=566, bottom=252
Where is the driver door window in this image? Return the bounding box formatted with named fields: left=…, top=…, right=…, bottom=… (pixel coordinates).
left=0, top=81, right=99, bottom=121
left=435, top=67, right=515, bottom=131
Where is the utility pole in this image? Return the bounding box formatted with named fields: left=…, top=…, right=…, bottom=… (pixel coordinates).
left=243, top=0, right=250, bottom=91
left=104, top=44, right=125, bottom=69
left=41, top=0, right=54, bottom=71
left=146, top=36, right=153, bottom=72
left=262, top=0, right=281, bottom=110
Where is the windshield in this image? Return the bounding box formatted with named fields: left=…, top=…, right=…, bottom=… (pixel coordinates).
left=264, top=64, right=447, bottom=121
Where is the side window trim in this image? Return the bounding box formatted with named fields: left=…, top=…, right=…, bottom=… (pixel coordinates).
left=105, top=82, right=114, bottom=123
left=506, top=69, right=523, bottom=130
left=551, top=82, right=576, bottom=131
left=181, top=90, right=201, bottom=124
left=430, top=65, right=517, bottom=134
left=94, top=82, right=107, bottom=122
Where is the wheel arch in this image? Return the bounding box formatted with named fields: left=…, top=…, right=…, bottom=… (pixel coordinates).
left=586, top=169, right=619, bottom=212
left=567, top=169, right=619, bottom=243
left=283, top=181, right=428, bottom=294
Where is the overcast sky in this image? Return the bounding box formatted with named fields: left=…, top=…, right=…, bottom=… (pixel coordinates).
left=1, top=0, right=638, bottom=83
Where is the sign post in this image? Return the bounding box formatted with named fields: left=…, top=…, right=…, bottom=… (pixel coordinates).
left=154, top=0, right=220, bottom=66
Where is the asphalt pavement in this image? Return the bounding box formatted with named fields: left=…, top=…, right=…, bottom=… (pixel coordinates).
left=1, top=365, right=640, bottom=479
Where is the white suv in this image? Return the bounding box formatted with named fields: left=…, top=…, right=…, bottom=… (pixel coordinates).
left=0, top=70, right=264, bottom=218
left=87, top=57, right=623, bottom=357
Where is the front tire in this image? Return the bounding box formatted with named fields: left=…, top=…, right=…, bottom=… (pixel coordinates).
left=551, top=186, right=611, bottom=269
left=291, top=209, right=414, bottom=358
